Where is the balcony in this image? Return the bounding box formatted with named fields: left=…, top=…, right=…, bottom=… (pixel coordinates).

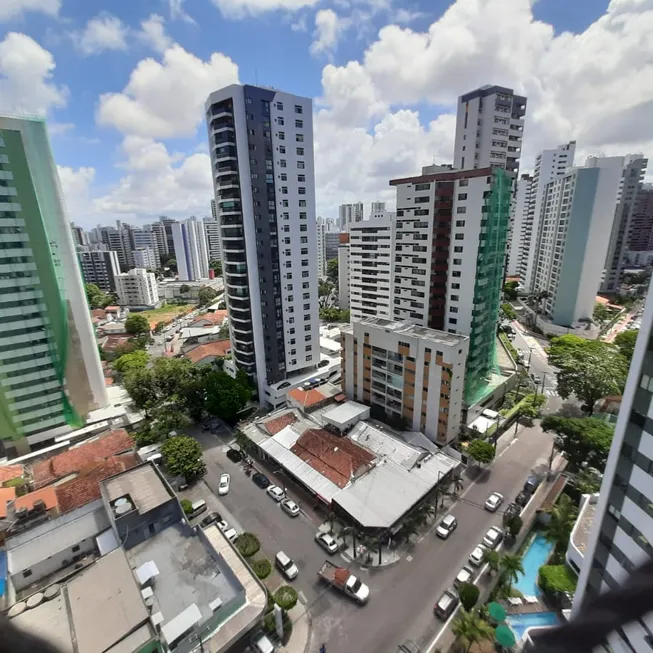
left=217, top=176, right=240, bottom=190
left=225, top=263, right=247, bottom=275
left=216, top=165, right=238, bottom=177
left=210, top=108, right=233, bottom=120
left=221, top=228, right=244, bottom=240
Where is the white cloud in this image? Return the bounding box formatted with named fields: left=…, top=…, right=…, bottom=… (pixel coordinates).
left=169, top=0, right=196, bottom=24
left=209, top=0, right=319, bottom=19
left=137, top=14, right=173, bottom=54
left=0, top=0, right=60, bottom=22
left=290, top=15, right=308, bottom=31
left=71, top=12, right=129, bottom=56
left=310, top=9, right=347, bottom=56
left=0, top=32, right=67, bottom=116
left=97, top=45, right=239, bottom=139
left=58, top=165, right=96, bottom=222
left=392, top=8, right=425, bottom=24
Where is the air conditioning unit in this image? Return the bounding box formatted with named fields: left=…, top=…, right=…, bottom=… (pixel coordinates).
left=32, top=499, right=47, bottom=514
left=15, top=507, right=28, bottom=521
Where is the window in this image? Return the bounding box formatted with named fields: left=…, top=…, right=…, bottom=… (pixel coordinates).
left=306, top=345, right=312, bottom=351
left=450, top=307, right=458, bottom=313
left=301, top=236, right=308, bottom=243
left=456, top=207, right=467, bottom=214
left=23, top=569, right=32, bottom=578
left=248, top=128, right=255, bottom=136
left=298, top=187, right=306, bottom=195
left=452, top=271, right=461, bottom=277
left=251, top=172, right=258, bottom=179
left=297, top=161, right=305, bottom=169
left=279, top=146, right=286, bottom=154
left=280, top=159, right=287, bottom=168
left=295, top=104, right=303, bottom=113
left=277, top=101, right=284, bottom=110
left=246, top=97, right=253, bottom=104
left=449, top=318, right=458, bottom=325
left=280, top=173, right=287, bottom=181
left=454, top=246, right=463, bottom=252
left=306, top=354, right=313, bottom=361
left=455, top=220, right=465, bottom=227
left=278, top=131, right=285, bottom=140
left=454, top=233, right=464, bottom=240
left=303, top=292, right=310, bottom=299
left=302, top=271, right=309, bottom=277
left=298, top=174, right=305, bottom=182
left=282, top=200, right=289, bottom=207
left=458, top=193, right=467, bottom=200
left=281, top=186, right=288, bottom=194
left=451, top=282, right=460, bottom=289
left=299, top=200, right=306, bottom=207
left=303, top=303, right=310, bottom=310
left=72, top=545, right=80, bottom=553
left=295, top=119, right=303, bottom=128
left=297, top=147, right=304, bottom=155
left=305, top=334, right=311, bottom=341
left=277, top=117, right=285, bottom=125
left=246, top=112, right=254, bottom=120
left=414, top=183, right=431, bottom=191
left=450, top=295, right=459, bottom=301
left=459, top=178, right=468, bottom=186
left=299, top=212, right=307, bottom=219
left=453, top=258, right=462, bottom=265
left=296, top=134, right=304, bottom=142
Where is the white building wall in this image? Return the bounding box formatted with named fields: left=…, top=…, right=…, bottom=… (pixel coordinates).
left=338, top=241, right=350, bottom=309
left=316, top=217, right=326, bottom=278
left=115, top=268, right=159, bottom=307
left=203, top=216, right=222, bottom=262
left=132, top=247, right=157, bottom=270
left=339, top=202, right=364, bottom=232
left=507, top=174, right=532, bottom=277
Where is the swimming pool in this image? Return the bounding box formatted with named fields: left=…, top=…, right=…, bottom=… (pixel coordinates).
left=513, top=533, right=554, bottom=596
left=508, top=611, right=560, bottom=641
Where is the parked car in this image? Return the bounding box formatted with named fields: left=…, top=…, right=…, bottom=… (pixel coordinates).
left=468, top=545, right=487, bottom=567
left=315, top=531, right=339, bottom=554
left=281, top=498, right=300, bottom=517
left=434, top=588, right=459, bottom=619
left=266, top=485, right=285, bottom=502
left=435, top=514, right=458, bottom=539
left=485, top=492, right=504, bottom=512
left=224, top=528, right=238, bottom=542
left=250, top=630, right=275, bottom=653
left=252, top=473, right=271, bottom=489
left=454, top=565, right=475, bottom=587
left=218, top=473, right=231, bottom=496
left=482, top=527, right=503, bottom=549
left=515, top=491, right=530, bottom=507
left=188, top=499, right=207, bottom=519
left=397, top=641, right=420, bottom=653
left=217, top=520, right=229, bottom=532
left=226, top=449, right=243, bottom=463
left=524, top=474, right=540, bottom=495
left=275, top=551, right=299, bottom=580
left=503, top=502, right=522, bottom=524
left=201, top=512, right=221, bottom=528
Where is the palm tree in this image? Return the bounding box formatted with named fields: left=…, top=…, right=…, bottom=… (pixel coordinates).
left=451, top=609, right=494, bottom=653
left=545, top=494, right=578, bottom=552
left=482, top=548, right=500, bottom=575
left=499, top=553, right=525, bottom=594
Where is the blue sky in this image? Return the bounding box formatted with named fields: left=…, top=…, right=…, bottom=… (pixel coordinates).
left=2, top=0, right=649, bottom=227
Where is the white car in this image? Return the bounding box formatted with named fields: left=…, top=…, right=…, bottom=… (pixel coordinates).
left=315, top=531, right=339, bottom=554
left=482, top=527, right=504, bottom=549
left=281, top=498, right=300, bottom=517
left=435, top=514, right=458, bottom=539
left=217, top=520, right=229, bottom=532
left=469, top=545, right=487, bottom=567
left=455, top=565, right=475, bottom=587
left=266, top=485, right=285, bottom=502
left=224, top=528, right=238, bottom=542
left=218, top=473, right=231, bottom=496
left=485, top=492, right=504, bottom=512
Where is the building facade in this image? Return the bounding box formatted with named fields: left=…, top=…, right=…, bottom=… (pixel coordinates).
left=132, top=247, right=158, bottom=270
left=324, top=231, right=340, bottom=262
left=132, top=228, right=161, bottom=268
left=532, top=159, right=623, bottom=326
left=203, top=216, right=222, bottom=262
left=115, top=268, right=159, bottom=307
left=0, top=116, right=108, bottom=453
left=348, top=214, right=394, bottom=321
left=453, top=85, right=527, bottom=176
left=369, top=201, right=386, bottom=220
left=77, top=248, right=121, bottom=292
left=338, top=233, right=350, bottom=310
left=627, top=185, right=653, bottom=254
left=341, top=318, right=468, bottom=444
left=97, top=225, right=129, bottom=271
left=573, top=280, right=653, bottom=652
left=507, top=173, right=533, bottom=277
left=70, top=223, right=88, bottom=247
left=205, top=84, right=320, bottom=404
left=172, top=217, right=210, bottom=281
left=316, top=216, right=326, bottom=278
left=339, top=202, right=364, bottom=232
left=158, top=216, right=177, bottom=256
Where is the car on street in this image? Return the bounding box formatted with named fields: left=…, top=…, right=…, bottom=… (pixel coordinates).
left=515, top=491, right=530, bottom=507
left=434, top=588, right=459, bottom=619
left=218, top=473, right=231, bottom=496
left=482, top=527, right=503, bottom=549
left=524, top=474, right=540, bottom=495
left=503, top=502, right=521, bottom=524
left=226, top=449, right=243, bottom=463
left=217, top=520, right=229, bottom=532
left=252, top=473, right=270, bottom=489
left=201, top=512, right=221, bottom=528
left=275, top=551, right=299, bottom=580
left=468, top=545, right=487, bottom=567
left=454, top=565, right=475, bottom=587
left=281, top=498, right=300, bottom=517
left=250, top=630, right=275, bottom=653
left=485, top=492, right=504, bottom=512
left=315, top=531, right=339, bottom=554
left=435, top=514, right=458, bottom=539
left=266, top=485, right=285, bottom=502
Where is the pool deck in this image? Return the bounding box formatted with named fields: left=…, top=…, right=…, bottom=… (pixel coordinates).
left=506, top=595, right=551, bottom=615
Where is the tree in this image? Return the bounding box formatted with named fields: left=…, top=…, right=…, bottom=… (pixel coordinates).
left=180, top=499, right=193, bottom=515
left=132, top=425, right=160, bottom=447
left=274, top=586, right=298, bottom=611
left=318, top=280, right=335, bottom=308
left=503, top=280, right=519, bottom=300
left=113, top=350, right=150, bottom=378
left=125, top=313, right=151, bottom=336
left=451, top=609, right=494, bottom=653
left=505, top=515, right=523, bottom=539
left=541, top=415, right=614, bottom=472
left=179, top=284, right=190, bottom=295
left=161, top=435, right=205, bottom=482
left=326, top=258, right=339, bottom=284
left=202, top=369, right=252, bottom=424
left=538, top=564, right=578, bottom=595
left=499, top=553, right=525, bottom=593
left=500, top=302, right=517, bottom=321
left=319, top=307, right=350, bottom=322
left=482, top=549, right=500, bottom=575
left=466, top=439, right=495, bottom=466
left=593, top=302, right=612, bottom=324
left=154, top=321, right=166, bottom=334
left=198, top=286, right=219, bottom=306
left=149, top=404, right=192, bottom=441
left=570, top=467, right=603, bottom=495
left=544, top=494, right=578, bottom=553
left=123, top=367, right=159, bottom=411
left=517, top=393, right=547, bottom=424
left=614, top=329, right=638, bottom=363
left=209, top=260, right=222, bottom=276
left=547, top=335, right=628, bottom=413
left=85, top=283, right=112, bottom=309
left=458, top=583, right=480, bottom=611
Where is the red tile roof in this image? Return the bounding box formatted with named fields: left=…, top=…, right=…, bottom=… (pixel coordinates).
left=287, top=388, right=327, bottom=409
left=101, top=335, right=131, bottom=352
left=105, top=306, right=120, bottom=312
left=14, top=487, right=58, bottom=512
left=291, top=428, right=375, bottom=488
left=190, top=310, right=228, bottom=327
left=0, top=464, right=24, bottom=484
left=185, top=340, right=231, bottom=364
left=0, top=487, right=16, bottom=518
left=55, top=453, right=139, bottom=514
left=262, top=413, right=297, bottom=436
left=32, top=429, right=134, bottom=489
left=92, top=309, right=107, bottom=319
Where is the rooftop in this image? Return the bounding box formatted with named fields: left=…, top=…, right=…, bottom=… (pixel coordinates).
left=261, top=412, right=297, bottom=435
left=0, top=486, right=16, bottom=518
left=0, top=463, right=24, bottom=484
left=572, top=494, right=599, bottom=555
left=341, top=317, right=467, bottom=347
left=185, top=339, right=232, bottom=364
left=287, top=387, right=329, bottom=409
left=103, top=463, right=172, bottom=514
left=190, top=311, right=228, bottom=326
left=13, top=487, right=59, bottom=512
left=322, top=401, right=370, bottom=428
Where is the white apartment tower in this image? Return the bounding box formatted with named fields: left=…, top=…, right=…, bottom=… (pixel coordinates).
left=316, top=217, right=326, bottom=278
left=205, top=84, right=320, bottom=405
left=517, top=141, right=576, bottom=291
left=172, top=217, right=210, bottom=281
left=132, top=228, right=161, bottom=268
left=506, top=174, right=533, bottom=277
left=339, top=202, right=364, bottom=231
left=203, top=216, right=222, bottom=263
left=115, top=268, right=159, bottom=308
left=348, top=214, right=395, bottom=321
left=132, top=247, right=158, bottom=270
left=369, top=201, right=386, bottom=220
left=453, top=85, right=527, bottom=176
left=338, top=233, right=350, bottom=310
left=572, top=280, right=653, bottom=653
left=532, top=157, right=623, bottom=326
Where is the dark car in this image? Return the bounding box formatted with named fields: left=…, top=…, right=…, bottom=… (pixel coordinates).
left=226, top=449, right=243, bottom=463
left=397, top=641, right=420, bottom=653
left=524, top=474, right=540, bottom=495
left=515, top=491, right=529, bottom=507
left=252, top=473, right=271, bottom=489
left=502, top=502, right=521, bottom=524
left=201, top=512, right=221, bottom=527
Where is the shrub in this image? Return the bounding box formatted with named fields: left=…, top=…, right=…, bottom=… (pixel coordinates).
left=538, top=564, right=578, bottom=595
left=266, top=592, right=275, bottom=614
left=180, top=499, right=193, bottom=515
left=263, top=613, right=293, bottom=643
left=505, top=515, right=523, bottom=539
left=236, top=532, right=261, bottom=558
left=252, top=559, right=271, bottom=579
left=457, top=582, right=480, bottom=611
left=274, top=585, right=299, bottom=611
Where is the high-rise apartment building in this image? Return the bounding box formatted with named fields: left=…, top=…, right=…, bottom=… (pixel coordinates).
left=516, top=141, right=576, bottom=290
left=70, top=222, right=88, bottom=247
left=572, top=280, right=653, bottom=652
left=132, top=247, right=158, bottom=270
left=348, top=214, right=394, bottom=321
left=77, top=248, right=121, bottom=292
left=453, top=85, right=527, bottom=176
left=316, top=217, right=326, bottom=278
left=149, top=220, right=169, bottom=257
left=341, top=318, right=468, bottom=444
left=132, top=228, right=161, bottom=268
left=205, top=84, right=320, bottom=404
left=369, top=201, right=386, bottom=219
left=0, top=116, right=107, bottom=454
left=532, top=157, right=623, bottom=326
left=627, top=185, right=653, bottom=254
left=339, top=202, right=364, bottom=231
left=506, top=174, right=533, bottom=277
left=600, top=155, right=647, bottom=293
left=390, top=164, right=512, bottom=402
left=172, top=217, right=210, bottom=281
left=115, top=268, right=159, bottom=308
left=159, top=216, right=177, bottom=255
left=324, top=231, right=340, bottom=262
left=338, top=233, right=350, bottom=310
left=97, top=225, right=129, bottom=270
left=203, top=216, right=222, bottom=262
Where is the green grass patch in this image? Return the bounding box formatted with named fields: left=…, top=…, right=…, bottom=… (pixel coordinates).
left=499, top=332, right=519, bottom=363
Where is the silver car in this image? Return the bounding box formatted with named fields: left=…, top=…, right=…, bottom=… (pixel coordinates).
left=281, top=498, right=300, bottom=517
left=485, top=492, right=504, bottom=512
left=315, top=531, right=339, bottom=554
left=482, top=527, right=503, bottom=549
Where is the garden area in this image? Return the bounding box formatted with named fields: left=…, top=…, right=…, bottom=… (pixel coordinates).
left=137, top=303, right=194, bottom=329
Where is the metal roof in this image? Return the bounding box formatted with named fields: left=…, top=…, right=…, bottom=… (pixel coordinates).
left=322, top=402, right=370, bottom=428
left=103, top=464, right=171, bottom=514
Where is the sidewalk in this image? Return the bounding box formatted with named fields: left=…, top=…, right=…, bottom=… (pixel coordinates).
left=278, top=603, right=310, bottom=653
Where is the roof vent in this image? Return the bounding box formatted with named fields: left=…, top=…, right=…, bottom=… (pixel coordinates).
left=111, top=494, right=135, bottom=517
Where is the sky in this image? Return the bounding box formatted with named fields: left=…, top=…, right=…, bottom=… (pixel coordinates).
left=1, top=0, right=652, bottom=229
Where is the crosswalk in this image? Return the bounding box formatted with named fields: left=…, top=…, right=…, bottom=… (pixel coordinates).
left=543, top=388, right=557, bottom=398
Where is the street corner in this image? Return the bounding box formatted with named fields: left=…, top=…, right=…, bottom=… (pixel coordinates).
left=277, top=601, right=312, bottom=653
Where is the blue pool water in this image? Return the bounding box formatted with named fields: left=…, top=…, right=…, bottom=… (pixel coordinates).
left=513, top=533, right=554, bottom=596
left=508, top=611, right=560, bottom=641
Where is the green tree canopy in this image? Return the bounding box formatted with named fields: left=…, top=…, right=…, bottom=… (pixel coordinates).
left=543, top=494, right=579, bottom=552
left=593, top=302, right=613, bottom=324
left=203, top=369, right=252, bottom=424
left=161, top=435, right=205, bottom=482
left=198, top=286, right=219, bottom=306
left=503, top=280, right=519, bottom=300
left=149, top=404, right=192, bottom=441
left=466, top=439, right=496, bottom=466
left=319, top=307, right=350, bottom=322
left=541, top=415, right=614, bottom=471
left=547, top=335, right=628, bottom=413
left=614, top=329, right=638, bottom=363
left=125, top=313, right=151, bottom=336
left=326, top=258, right=339, bottom=284
left=113, top=350, right=150, bottom=377
left=499, top=553, right=525, bottom=592
left=85, top=283, right=113, bottom=309
left=209, top=260, right=222, bottom=275
left=539, top=564, right=578, bottom=595
left=458, top=583, right=480, bottom=611
left=154, top=321, right=166, bottom=333
left=500, top=302, right=517, bottom=320
left=517, top=393, right=547, bottom=423
left=482, top=549, right=500, bottom=574
left=452, top=609, right=494, bottom=653
left=179, top=284, right=191, bottom=295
